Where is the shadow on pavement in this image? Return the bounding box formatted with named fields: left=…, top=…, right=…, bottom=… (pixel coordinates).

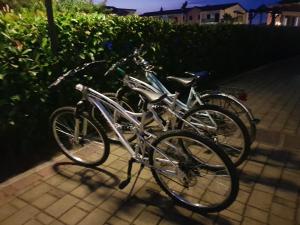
left=52, top=162, right=120, bottom=192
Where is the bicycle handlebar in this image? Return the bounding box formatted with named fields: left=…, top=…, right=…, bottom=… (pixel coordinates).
left=48, top=60, right=104, bottom=88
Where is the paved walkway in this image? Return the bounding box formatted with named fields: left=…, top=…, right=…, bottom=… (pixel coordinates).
left=1, top=56, right=300, bottom=225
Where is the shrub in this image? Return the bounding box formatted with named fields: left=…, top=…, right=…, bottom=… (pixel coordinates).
left=1, top=11, right=300, bottom=179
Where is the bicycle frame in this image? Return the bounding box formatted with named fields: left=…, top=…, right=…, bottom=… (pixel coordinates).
left=74, top=84, right=181, bottom=170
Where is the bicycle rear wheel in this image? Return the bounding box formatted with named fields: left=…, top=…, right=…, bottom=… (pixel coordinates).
left=179, top=105, right=251, bottom=167
left=199, top=94, right=256, bottom=143
left=149, top=130, right=238, bottom=213
left=51, top=107, right=110, bottom=166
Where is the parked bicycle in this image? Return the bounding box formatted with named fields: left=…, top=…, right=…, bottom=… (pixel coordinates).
left=102, top=48, right=252, bottom=166
left=107, top=46, right=258, bottom=143
left=48, top=63, right=239, bottom=213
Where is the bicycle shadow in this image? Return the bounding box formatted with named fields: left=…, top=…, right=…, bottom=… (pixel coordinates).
left=118, top=185, right=232, bottom=225
left=238, top=146, right=299, bottom=193
left=52, top=162, right=120, bottom=192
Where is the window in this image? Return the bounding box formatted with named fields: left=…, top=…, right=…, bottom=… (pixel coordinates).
left=198, top=15, right=201, bottom=20
left=215, top=13, right=220, bottom=22
left=189, top=16, right=193, bottom=20
left=207, top=14, right=211, bottom=19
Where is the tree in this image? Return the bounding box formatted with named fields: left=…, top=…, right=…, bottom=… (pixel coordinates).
left=181, top=1, right=188, bottom=9
left=222, top=13, right=234, bottom=24
left=56, top=0, right=107, bottom=13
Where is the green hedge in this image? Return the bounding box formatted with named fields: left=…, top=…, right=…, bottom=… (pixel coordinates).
left=1, top=11, right=300, bottom=179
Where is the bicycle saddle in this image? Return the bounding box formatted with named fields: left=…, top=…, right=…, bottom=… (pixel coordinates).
left=166, top=76, right=195, bottom=87
left=131, top=87, right=167, bottom=104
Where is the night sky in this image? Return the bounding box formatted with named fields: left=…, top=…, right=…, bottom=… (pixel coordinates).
left=99, top=0, right=279, bottom=13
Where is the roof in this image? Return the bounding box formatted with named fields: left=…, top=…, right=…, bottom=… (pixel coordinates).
left=142, top=9, right=185, bottom=17
left=196, top=2, right=240, bottom=11
left=141, top=2, right=245, bottom=16
left=271, top=3, right=300, bottom=12
left=106, top=6, right=136, bottom=16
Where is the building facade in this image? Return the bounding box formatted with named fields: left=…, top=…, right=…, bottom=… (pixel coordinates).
left=141, top=3, right=248, bottom=25
left=266, top=3, right=300, bottom=27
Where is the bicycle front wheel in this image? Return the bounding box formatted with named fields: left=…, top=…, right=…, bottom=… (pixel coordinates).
left=149, top=130, right=238, bottom=213
left=51, top=107, right=110, bottom=166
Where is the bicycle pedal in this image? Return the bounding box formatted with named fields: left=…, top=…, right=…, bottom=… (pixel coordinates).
left=119, top=178, right=131, bottom=189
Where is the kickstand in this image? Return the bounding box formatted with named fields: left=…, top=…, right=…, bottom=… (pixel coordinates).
left=126, top=164, right=144, bottom=199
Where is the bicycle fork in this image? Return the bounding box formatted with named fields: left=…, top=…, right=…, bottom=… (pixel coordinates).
left=73, top=100, right=88, bottom=144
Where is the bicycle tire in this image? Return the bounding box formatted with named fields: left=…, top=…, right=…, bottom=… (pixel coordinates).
left=50, top=107, right=110, bottom=166
left=178, top=105, right=251, bottom=167
left=199, top=94, right=256, bottom=143
left=149, top=130, right=239, bottom=213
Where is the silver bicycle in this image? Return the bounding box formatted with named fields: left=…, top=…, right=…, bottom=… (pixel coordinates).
left=49, top=63, right=239, bottom=213
left=103, top=51, right=251, bottom=167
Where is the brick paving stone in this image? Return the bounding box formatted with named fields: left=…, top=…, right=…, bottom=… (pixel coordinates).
left=219, top=209, right=242, bottom=222
left=20, top=182, right=53, bottom=202
left=49, top=220, right=65, bottom=225
left=32, top=193, right=58, bottom=210
left=99, top=193, right=126, bottom=214
left=120, top=178, right=147, bottom=196
left=270, top=202, right=295, bottom=221
left=0, top=203, right=18, bottom=222
left=191, top=213, right=215, bottom=225
left=84, top=186, right=114, bottom=206
left=9, top=198, right=27, bottom=209
left=9, top=174, right=42, bottom=195
left=296, top=204, right=300, bottom=225
left=0, top=204, right=39, bottom=225
left=284, top=134, right=300, bottom=150
left=253, top=182, right=276, bottom=194
left=248, top=190, right=273, bottom=211
left=275, top=186, right=298, bottom=202
left=47, top=188, right=66, bottom=199
left=57, top=177, right=81, bottom=193
left=109, top=160, right=128, bottom=171
left=102, top=154, right=119, bottom=167
left=268, top=214, right=294, bottom=225
left=133, top=210, right=161, bottom=225
left=45, top=194, right=79, bottom=218
left=77, top=208, right=111, bottom=225
left=36, top=212, right=55, bottom=225
left=241, top=217, right=265, bottom=225
left=114, top=200, right=146, bottom=223
left=244, top=206, right=268, bottom=223
left=236, top=190, right=250, bottom=204
left=24, top=219, right=44, bottom=225
left=77, top=201, right=95, bottom=212
left=45, top=174, right=67, bottom=186
left=106, top=216, right=130, bottom=225
left=38, top=166, right=56, bottom=179
left=227, top=200, right=245, bottom=215
left=272, top=196, right=296, bottom=209
left=59, top=207, right=87, bottom=225
left=71, top=184, right=92, bottom=199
